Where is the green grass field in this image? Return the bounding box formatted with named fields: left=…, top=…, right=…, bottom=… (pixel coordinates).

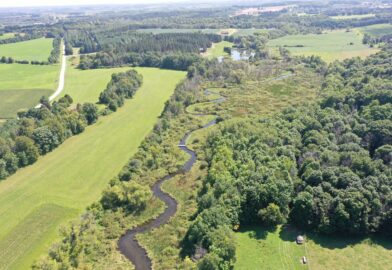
left=61, top=59, right=130, bottom=103
left=0, top=37, right=53, bottom=61
left=0, top=64, right=59, bottom=118
left=0, top=33, right=15, bottom=40
left=203, top=41, right=233, bottom=59
left=235, top=226, right=392, bottom=270
left=0, top=89, right=52, bottom=118
left=137, top=28, right=220, bottom=34
left=268, top=30, right=379, bottom=62
left=359, top=23, right=392, bottom=37
left=235, top=226, right=307, bottom=270
left=331, top=14, right=375, bottom=20
left=0, top=67, right=185, bottom=270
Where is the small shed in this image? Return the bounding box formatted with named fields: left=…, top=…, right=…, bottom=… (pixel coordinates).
left=296, top=235, right=304, bottom=244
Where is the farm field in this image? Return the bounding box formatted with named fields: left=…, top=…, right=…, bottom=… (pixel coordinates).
left=0, top=64, right=59, bottom=118
left=0, top=37, right=53, bottom=61
left=61, top=58, right=131, bottom=103
left=268, top=30, right=379, bottom=62
left=235, top=226, right=392, bottom=270
left=359, top=23, right=392, bottom=37
left=137, top=28, right=220, bottom=34
left=331, top=14, right=375, bottom=20
left=0, top=33, right=15, bottom=40
left=202, top=40, right=233, bottom=59
left=0, top=67, right=185, bottom=270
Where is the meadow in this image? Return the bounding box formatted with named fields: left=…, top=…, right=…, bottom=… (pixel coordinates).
left=268, top=30, right=379, bottom=62
left=0, top=33, right=15, bottom=40
left=359, top=23, right=392, bottom=37
left=235, top=226, right=392, bottom=270
left=61, top=58, right=131, bottom=103
left=331, top=14, right=375, bottom=20
left=136, top=28, right=220, bottom=34
left=0, top=67, right=185, bottom=270
left=0, top=64, right=59, bottom=118
left=0, top=37, right=53, bottom=61
left=202, top=40, right=233, bottom=59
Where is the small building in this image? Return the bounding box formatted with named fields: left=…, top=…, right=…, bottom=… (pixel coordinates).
left=296, top=235, right=304, bottom=244
left=302, top=256, right=308, bottom=264
left=221, top=31, right=229, bottom=36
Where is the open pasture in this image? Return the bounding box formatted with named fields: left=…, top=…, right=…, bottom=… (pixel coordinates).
left=360, top=23, right=392, bottom=37
left=0, top=67, right=185, bottom=270
left=0, top=33, right=16, bottom=40
left=331, top=14, right=376, bottom=20
left=0, top=37, right=53, bottom=61
left=268, top=30, right=378, bottom=62
left=0, top=63, right=59, bottom=118
left=235, top=226, right=392, bottom=270
left=202, top=40, right=233, bottom=59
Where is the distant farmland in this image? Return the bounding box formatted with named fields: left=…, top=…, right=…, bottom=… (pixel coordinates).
left=268, top=30, right=379, bottom=62
left=0, top=37, right=53, bottom=61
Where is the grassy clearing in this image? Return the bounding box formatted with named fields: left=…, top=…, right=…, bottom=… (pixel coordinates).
left=359, top=23, right=392, bottom=37
left=0, top=67, right=185, bottom=270
left=331, top=14, right=375, bottom=20
left=233, top=28, right=269, bottom=37
left=235, top=226, right=307, bottom=270
left=61, top=58, right=130, bottom=103
left=0, top=33, right=15, bottom=40
left=0, top=37, right=53, bottom=61
left=0, top=89, right=52, bottom=118
left=0, top=64, right=58, bottom=90
left=268, top=30, right=378, bottom=62
left=202, top=41, right=233, bottom=59
left=235, top=226, right=392, bottom=270
left=137, top=28, right=220, bottom=34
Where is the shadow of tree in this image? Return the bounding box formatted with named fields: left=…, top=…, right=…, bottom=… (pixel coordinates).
left=238, top=225, right=276, bottom=240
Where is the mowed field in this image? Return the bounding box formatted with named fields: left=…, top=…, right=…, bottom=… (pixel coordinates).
left=268, top=30, right=379, bottom=62
left=202, top=40, right=233, bottom=59
left=0, top=67, right=185, bottom=270
left=0, top=64, right=59, bottom=118
left=61, top=58, right=131, bottom=103
left=360, top=23, right=392, bottom=37
left=331, top=14, right=375, bottom=20
left=0, top=37, right=53, bottom=61
left=0, top=33, right=15, bottom=40
left=235, top=226, right=392, bottom=270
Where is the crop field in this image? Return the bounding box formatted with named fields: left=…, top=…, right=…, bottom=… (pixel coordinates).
left=0, top=64, right=59, bottom=118
left=0, top=89, right=52, bottom=118
left=331, top=14, right=375, bottom=20
left=235, top=226, right=392, bottom=270
left=0, top=33, right=15, bottom=40
left=268, top=30, right=379, bottom=62
left=61, top=58, right=130, bottom=103
left=359, top=23, right=392, bottom=37
left=0, top=37, right=53, bottom=61
left=0, top=67, right=185, bottom=270
left=202, top=40, right=233, bottom=59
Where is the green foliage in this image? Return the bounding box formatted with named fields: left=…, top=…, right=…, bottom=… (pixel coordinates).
left=258, top=203, right=286, bottom=227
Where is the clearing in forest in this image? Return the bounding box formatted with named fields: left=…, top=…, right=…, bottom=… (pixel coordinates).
left=0, top=37, right=53, bottom=61
left=268, top=30, right=379, bottom=62
left=235, top=225, right=392, bottom=270
left=0, top=67, right=185, bottom=270
left=202, top=40, right=233, bottom=59
left=359, top=23, right=392, bottom=37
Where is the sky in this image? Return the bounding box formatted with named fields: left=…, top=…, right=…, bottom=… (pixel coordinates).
left=0, top=0, right=197, bottom=8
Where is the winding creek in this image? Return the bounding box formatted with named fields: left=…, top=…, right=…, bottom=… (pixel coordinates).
left=118, top=90, right=225, bottom=270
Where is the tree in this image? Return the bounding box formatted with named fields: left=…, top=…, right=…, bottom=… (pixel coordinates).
left=81, top=103, right=98, bottom=125
left=14, top=136, right=39, bottom=166
left=258, top=203, right=286, bottom=227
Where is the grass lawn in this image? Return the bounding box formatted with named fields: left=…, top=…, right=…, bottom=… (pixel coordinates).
left=0, top=37, right=53, bottom=61
left=203, top=41, right=233, bottom=59
left=0, top=67, right=185, bottom=270
left=61, top=58, right=131, bottom=103
left=235, top=226, right=307, bottom=270
left=0, top=33, right=15, bottom=40
left=359, top=23, right=392, bottom=37
left=268, top=30, right=379, bottom=62
left=331, top=14, right=375, bottom=20
left=0, top=89, right=52, bottom=118
left=235, top=226, right=392, bottom=270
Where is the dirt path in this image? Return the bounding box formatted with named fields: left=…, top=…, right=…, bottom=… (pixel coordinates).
left=118, top=90, right=225, bottom=270
left=35, top=43, right=66, bottom=108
